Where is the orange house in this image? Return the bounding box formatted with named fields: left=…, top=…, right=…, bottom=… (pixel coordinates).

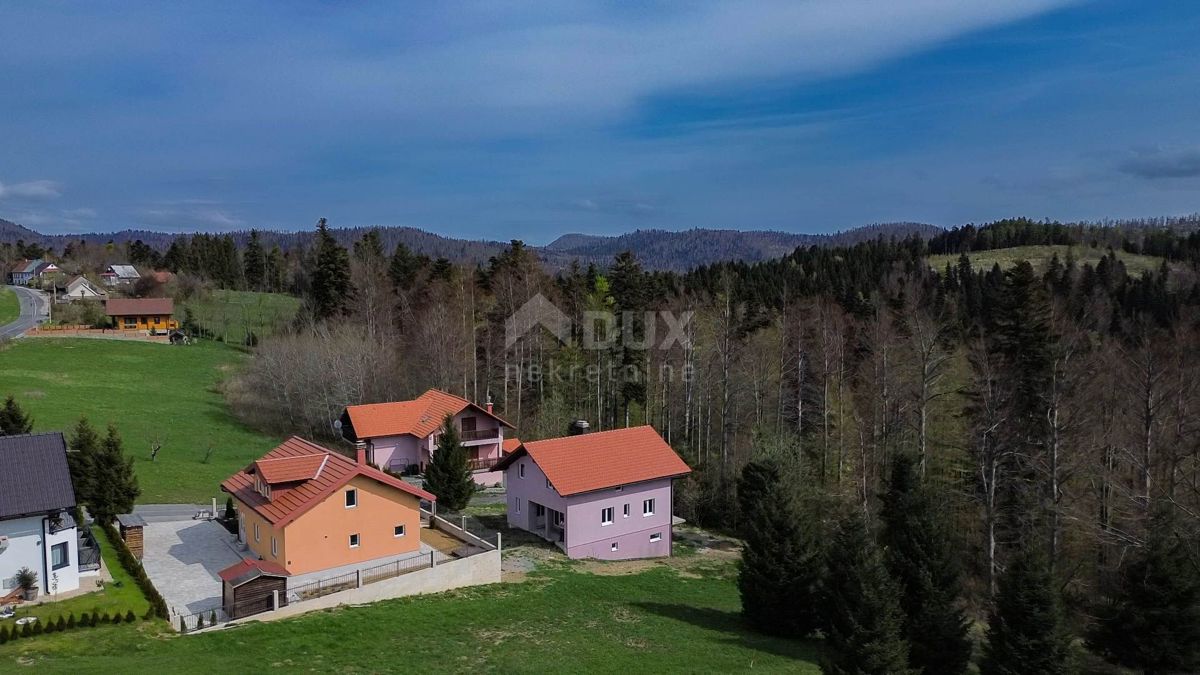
left=220, top=437, right=435, bottom=576
left=104, top=297, right=179, bottom=331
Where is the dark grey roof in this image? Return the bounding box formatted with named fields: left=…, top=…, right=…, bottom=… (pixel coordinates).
left=116, top=513, right=146, bottom=528
left=0, top=432, right=76, bottom=519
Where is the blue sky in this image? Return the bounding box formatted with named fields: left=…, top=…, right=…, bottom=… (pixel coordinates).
left=1, top=1, right=1199, bottom=244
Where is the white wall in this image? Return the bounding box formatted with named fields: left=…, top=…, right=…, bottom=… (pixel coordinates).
left=0, top=515, right=80, bottom=595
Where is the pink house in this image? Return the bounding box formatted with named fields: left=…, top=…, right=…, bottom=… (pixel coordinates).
left=492, top=426, right=691, bottom=560
left=340, top=389, right=515, bottom=486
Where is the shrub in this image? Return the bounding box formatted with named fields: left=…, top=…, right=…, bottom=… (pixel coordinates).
left=195, top=615, right=205, bottom=630
left=31, top=621, right=43, bottom=636
left=79, top=612, right=91, bottom=627
left=0, top=625, right=9, bottom=643
left=20, top=622, right=31, bottom=638
left=67, top=613, right=76, bottom=629
left=43, top=618, right=56, bottom=634
left=125, top=610, right=136, bottom=623
left=100, top=522, right=169, bottom=619
left=208, top=610, right=216, bottom=625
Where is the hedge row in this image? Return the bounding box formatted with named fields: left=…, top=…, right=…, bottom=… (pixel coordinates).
left=99, top=523, right=169, bottom=619
left=0, top=609, right=139, bottom=643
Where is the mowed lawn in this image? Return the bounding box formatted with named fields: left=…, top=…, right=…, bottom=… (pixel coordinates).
left=0, top=287, right=19, bottom=326
left=928, top=244, right=1167, bottom=275
left=0, top=338, right=281, bottom=503
left=1, top=564, right=820, bottom=674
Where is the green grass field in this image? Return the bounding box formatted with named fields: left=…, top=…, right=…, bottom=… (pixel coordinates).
left=182, top=290, right=300, bottom=345
left=928, top=244, right=1167, bottom=276
left=0, top=562, right=820, bottom=673
left=0, top=287, right=19, bottom=327
left=0, top=339, right=281, bottom=503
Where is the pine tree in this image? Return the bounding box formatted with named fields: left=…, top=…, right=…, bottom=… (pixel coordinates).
left=880, top=454, right=972, bottom=675
left=0, top=395, right=33, bottom=435
left=1089, top=508, right=1200, bottom=673
left=422, top=415, right=473, bottom=511
left=821, top=512, right=915, bottom=675
left=388, top=242, right=422, bottom=290
left=736, top=459, right=825, bottom=637
left=87, top=425, right=141, bottom=525
left=265, top=245, right=285, bottom=292
left=309, top=218, right=352, bottom=319
left=67, top=417, right=100, bottom=510
left=243, top=229, right=266, bottom=291
left=980, top=548, right=1073, bottom=675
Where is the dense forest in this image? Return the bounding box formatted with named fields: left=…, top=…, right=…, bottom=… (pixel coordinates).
left=9, top=213, right=1200, bottom=670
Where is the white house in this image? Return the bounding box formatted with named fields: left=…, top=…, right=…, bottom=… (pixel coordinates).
left=57, top=276, right=106, bottom=302
left=0, top=433, right=95, bottom=600
left=100, top=264, right=140, bottom=287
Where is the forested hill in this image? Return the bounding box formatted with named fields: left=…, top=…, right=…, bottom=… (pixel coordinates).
left=544, top=223, right=943, bottom=270
left=0, top=219, right=941, bottom=270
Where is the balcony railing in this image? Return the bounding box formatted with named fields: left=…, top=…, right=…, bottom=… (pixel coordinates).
left=460, top=428, right=500, bottom=442
left=466, top=457, right=497, bottom=472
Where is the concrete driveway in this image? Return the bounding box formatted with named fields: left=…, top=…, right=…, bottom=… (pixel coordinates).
left=142, top=520, right=244, bottom=616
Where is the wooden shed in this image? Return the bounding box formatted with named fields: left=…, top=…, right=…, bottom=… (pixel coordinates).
left=116, top=513, right=146, bottom=559
left=218, top=558, right=289, bottom=619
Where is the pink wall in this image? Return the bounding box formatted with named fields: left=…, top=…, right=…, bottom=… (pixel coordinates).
left=504, top=458, right=567, bottom=531
left=368, top=434, right=421, bottom=473
left=366, top=410, right=506, bottom=485
left=565, top=478, right=673, bottom=560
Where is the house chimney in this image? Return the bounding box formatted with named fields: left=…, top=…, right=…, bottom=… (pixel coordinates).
left=355, top=441, right=367, bottom=465
left=485, top=393, right=494, bottom=415
left=568, top=420, right=590, bottom=436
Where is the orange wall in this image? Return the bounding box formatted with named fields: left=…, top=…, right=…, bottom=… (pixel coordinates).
left=114, top=314, right=179, bottom=330
left=279, top=475, right=422, bottom=575
left=237, top=496, right=286, bottom=565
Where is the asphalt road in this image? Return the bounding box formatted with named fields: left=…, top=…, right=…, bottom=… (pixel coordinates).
left=0, top=285, right=48, bottom=339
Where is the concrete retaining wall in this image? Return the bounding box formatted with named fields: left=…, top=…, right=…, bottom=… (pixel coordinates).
left=246, top=549, right=501, bottom=624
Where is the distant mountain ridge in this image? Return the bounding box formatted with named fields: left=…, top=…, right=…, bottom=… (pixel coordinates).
left=0, top=217, right=941, bottom=270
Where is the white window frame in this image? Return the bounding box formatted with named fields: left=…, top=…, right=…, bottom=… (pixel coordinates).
left=349, top=533, right=360, bottom=548
left=394, top=524, right=406, bottom=538
left=623, top=504, right=630, bottom=518
left=515, top=497, right=522, bottom=514
left=546, top=478, right=552, bottom=490
left=614, top=485, right=623, bottom=492
left=601, top=507, right=614, bottom=526
left=643, top=498, right=655, bottom=517
left=254, top=522, right=260, bottom=542
left=271, top=536, right=278, bottom=557
left=519, top=463, right=526, bottom=479
left=650, top=532, right=662, bottom=543
left=345, top=489, right=358, bottom=508
left=610, top=542, right=619, bottom=552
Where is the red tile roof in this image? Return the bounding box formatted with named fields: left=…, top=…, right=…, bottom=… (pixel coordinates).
left=218, top=557, right=289, bottom=583
left=221, top=436, right=435, bottom=528
left=493, top=426, right=690, bottom=496
left=105, top=297, right=174, bottom=316
left=502, top=437, right=522, bottom=454
left=255, top=454, right=327, bottom=484
left=344, top=389, right=513, bottom=440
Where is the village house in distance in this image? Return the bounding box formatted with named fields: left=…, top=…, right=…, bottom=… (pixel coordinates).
left=339, top=389, right=514, bottom=486
left=493, top=425, right=691, bottom=561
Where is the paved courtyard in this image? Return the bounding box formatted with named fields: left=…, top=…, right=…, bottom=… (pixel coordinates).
left=142, top=519, right=243, bottom=616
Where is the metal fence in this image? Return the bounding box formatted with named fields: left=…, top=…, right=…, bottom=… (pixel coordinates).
left=288, top=570, right=358, bottom=602
left=175, top=607, right=227, bottom=632
left=360, top=551, right=436, bottom=585
left=77, top=530, right=102, bottom=572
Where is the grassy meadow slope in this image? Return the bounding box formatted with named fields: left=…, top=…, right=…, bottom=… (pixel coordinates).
left=0, top=562, right=820, bottom=674
left=181, top=289, right=301, bottom=345
left=928, top=244, right=1167, bottom=275
left=0, top=339, right=280, bottom=503
left=0, top=287, right=19, bottom=326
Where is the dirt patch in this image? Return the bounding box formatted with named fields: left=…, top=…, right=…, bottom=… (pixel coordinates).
left=420, top=526, right=464, bottom=555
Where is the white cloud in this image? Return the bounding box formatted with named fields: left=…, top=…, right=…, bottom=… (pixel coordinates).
left=0, top=179, right=62, bottom=200
left=133, top=204, right=242, bottom=230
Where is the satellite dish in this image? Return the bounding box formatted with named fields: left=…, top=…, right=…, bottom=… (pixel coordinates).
left=332, top=419, right=343, bottom=431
